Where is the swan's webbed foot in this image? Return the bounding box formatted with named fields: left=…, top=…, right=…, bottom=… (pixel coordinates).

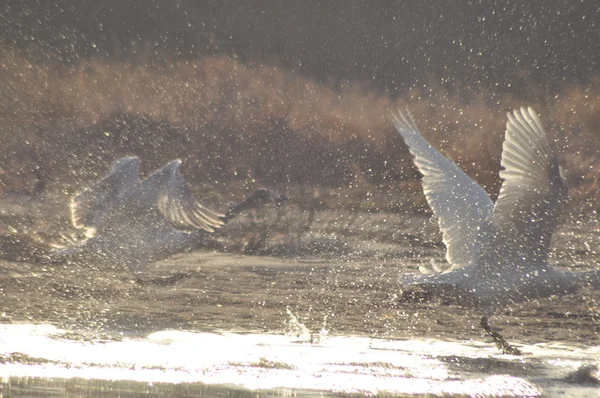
left=480, top=316, right=521, bottom=355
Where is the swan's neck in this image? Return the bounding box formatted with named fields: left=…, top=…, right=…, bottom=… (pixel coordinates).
left=220, top=195, right=256, bottom=223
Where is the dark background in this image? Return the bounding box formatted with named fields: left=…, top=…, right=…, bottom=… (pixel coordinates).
left=3, top=0, right=597, bottom=95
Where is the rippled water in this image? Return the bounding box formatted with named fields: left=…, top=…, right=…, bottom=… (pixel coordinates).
left=1, top=212, right=599, bottom=396
left=0, top=324, right=599, bottom=397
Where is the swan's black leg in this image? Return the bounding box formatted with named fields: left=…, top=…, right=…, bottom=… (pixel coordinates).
left=480, top=316, right=521, bottom=355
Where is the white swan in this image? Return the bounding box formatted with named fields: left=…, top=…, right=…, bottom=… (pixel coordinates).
left=52, top=157, right=286, bottom=272
left=393, top=107, right=600, bottom=354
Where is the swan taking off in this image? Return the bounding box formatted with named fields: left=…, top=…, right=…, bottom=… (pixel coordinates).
left=52, top=157, right=287, bottom=272
left=393, top=107, right=599, bottom=354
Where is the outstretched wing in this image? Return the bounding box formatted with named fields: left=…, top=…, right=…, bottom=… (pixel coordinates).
left=157, top=160, right=225, bottom=232
left=489, top=107, right=568, bottom=265
left=71, top=156, right=141, bottom=233
left=90, top=160, right=226, bottom=236
left=393, top=110, right=494, bottom=269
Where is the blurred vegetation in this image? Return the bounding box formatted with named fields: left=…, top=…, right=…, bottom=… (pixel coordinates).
left=1, top=1, right=598, bottom=212
left=0, top=46, right=598, bottom=211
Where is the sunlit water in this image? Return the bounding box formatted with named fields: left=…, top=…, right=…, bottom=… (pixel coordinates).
left=0, top=324, right=599, bottom=397
left=1, top=217, right=599, bottom=396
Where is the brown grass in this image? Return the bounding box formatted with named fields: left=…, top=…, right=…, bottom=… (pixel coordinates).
left=0, top=46, right=599, bottom=209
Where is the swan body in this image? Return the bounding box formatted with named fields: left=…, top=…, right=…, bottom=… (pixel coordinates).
left=393, top=108, right=599, bottom=353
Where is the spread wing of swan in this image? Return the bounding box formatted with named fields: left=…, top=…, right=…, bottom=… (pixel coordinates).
left=488, top=108, right=568, bottom=267
left=70, top=157, right=224, bottom=237
left=71, top=156, right=141, bottom=236
left=392, top=112, right=493, bottom=269
left=393, top=108, right=567, bottom=272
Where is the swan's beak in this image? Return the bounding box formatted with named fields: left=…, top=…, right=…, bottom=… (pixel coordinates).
left=275, top=195, right=288, bottom=203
